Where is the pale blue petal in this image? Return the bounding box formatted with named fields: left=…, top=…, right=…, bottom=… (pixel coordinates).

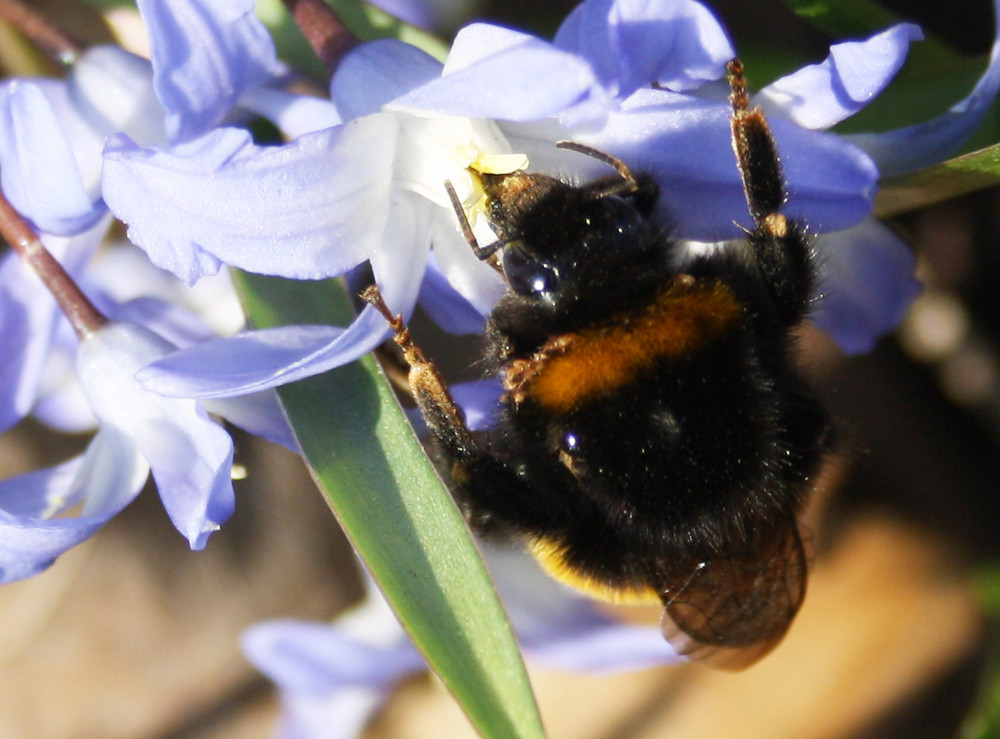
left=243, top=620, right=424, bottom=739
left=77, top=322, right=234, bottom=548
left=0, top=428, right=149, bottom=584
left=31, top=358, right=96, bottom=433
left=525, top=620, right=681, bottom=673
left=103, top=296, right=217, bottom=348
left=24, top=79, right=110, bottom=197
left=772, top=118, right=879, bottom=231
left=0, top=251, right=61, bottom=433
left=204, top=391, right=297, bottom=451
left=84, top=242, right=246, bottom=338
left=135, top=322, right=388, bottom=398
left=243, top=620, right=424, bottom=691
left=67, top=46, right=167, bottom=147
left=240, top=86, right=342, bottom=138
left=332, top=39, right=442, bottom=120
left=757, top=24, right=923, bottom=129
left=454, top=380, right=502, bottom=432
left=499, top=116, right=601, bottom=177
left=580, top=96, right=878, bottom=238
left=555, top=0, right=733, bottom=96
left=134, top=192, right=431, bottom=400
left=0, top=81, right=104, bottom=235
left=390, top=26, right=602, bottom=122
left=368, top=0, right=441, bottom=30
left=813, top=219, right=921, bottom=353
left=277, top=689, right=387, bottom=739
left=428, top=207, right=507, bottom=315
left=28, top=312, right=95, bottom=435
left=0, top=505, right=109, bottom=584
left=0, top=454, right=90, bottom=518
left=846, top=1, right=1000, bottom=176
left=0, top=222, right=108, bottom=432
left=369, top=188, right=432, bottom=319
left=77, top=427, right=152, bottom=516
left=417, top=253, right=489, bottom=335
left=137, top=0, right=278, bottom=141
left=441, top=23, right=554, bottom=73
left=102, top=115, right=398, bottom=284
left=137, top=407, right=234, bottom=549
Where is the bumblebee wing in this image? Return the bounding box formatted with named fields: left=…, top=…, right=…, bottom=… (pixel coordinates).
left=659, top=519, right=808, bottom=671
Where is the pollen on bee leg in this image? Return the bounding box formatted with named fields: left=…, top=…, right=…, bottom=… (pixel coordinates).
left=762, top=213, right=788, bottom=238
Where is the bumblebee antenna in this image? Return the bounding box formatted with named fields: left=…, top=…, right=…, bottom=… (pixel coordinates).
left=556, top=140, right=639, bottom=198
left=443, top=179, right=504, bottom=261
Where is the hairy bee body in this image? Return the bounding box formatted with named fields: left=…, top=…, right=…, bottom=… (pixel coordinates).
left=365, top=60, right=828, bottom=668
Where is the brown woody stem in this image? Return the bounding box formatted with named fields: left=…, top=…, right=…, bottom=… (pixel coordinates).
left=281, top=0, right=359, bottom=74
left=0, top=0, right=81, bottom=65
left=0, top=188, right=107, bottom=337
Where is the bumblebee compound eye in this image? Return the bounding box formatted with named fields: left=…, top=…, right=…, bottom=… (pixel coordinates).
left=502, top=242, right=561, bottom=298
left=583, top=195, right=644, bottom=249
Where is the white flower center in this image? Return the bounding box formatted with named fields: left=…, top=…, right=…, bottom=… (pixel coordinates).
left=393, top=113, right=528, bottom=227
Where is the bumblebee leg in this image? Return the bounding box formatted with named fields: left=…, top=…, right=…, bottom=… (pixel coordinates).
left=361, top=285, right=480, bottom=461
left=727, top=59, right=814, bottom=324
left=361, top=286, right=549, bottom=531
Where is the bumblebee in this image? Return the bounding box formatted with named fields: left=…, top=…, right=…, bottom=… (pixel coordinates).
left=363, top=60, right=828, bottom=669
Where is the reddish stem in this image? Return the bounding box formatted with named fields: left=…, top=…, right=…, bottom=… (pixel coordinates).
left=0, top=0, right=81, bottom=65
left=282, top=0, right=359, bottom=74
left=0, top=190, right=107, bottom=338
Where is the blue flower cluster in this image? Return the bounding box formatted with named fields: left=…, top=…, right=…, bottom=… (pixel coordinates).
left=0, top=0, right=998, bottom=734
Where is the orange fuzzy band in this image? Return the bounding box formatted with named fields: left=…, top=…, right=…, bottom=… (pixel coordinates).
left=528, top=279, right=741, bottom=415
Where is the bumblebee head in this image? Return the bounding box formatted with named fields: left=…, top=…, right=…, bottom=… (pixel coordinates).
left=482, top=169, right=662, bottom=315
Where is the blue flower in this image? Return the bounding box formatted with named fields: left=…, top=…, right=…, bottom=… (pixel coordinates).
left=243, top=547, right=679, bottom=738
left=0, top=0, right=286, bottom=426
left=0, top=223, right=108, bottom=433
left=107, top=0, right=1000, bottom=402
left=135, top=0, right=278, bottom=142
left=0, top=49, right=163, bottom=236
left=0, top=0, right=293, bottom=582
left=0, top=319, right=231, bottom=582
left=0, top=218, right=295, bottom=583
left=0, top=235, right=298, bottom=583
left=0, top=0, right=277, bottom=240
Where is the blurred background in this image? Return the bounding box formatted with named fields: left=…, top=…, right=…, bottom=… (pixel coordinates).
left=2, top=0, right=1000, bottom=736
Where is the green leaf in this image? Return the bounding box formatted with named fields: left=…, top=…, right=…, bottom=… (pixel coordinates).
left=781, top=0, right=900, bottom=39
left=876, top=143, right=1000, bottom=217
left=255, top=0, right=448, bottom=78
left=325, top=0, right=449, bottom=58
left=236, top=272, right=545, bottom=739
left=779, top=0, right=960, bottom=67
left=833, top=57, right=995, bottom=137
left=959, top=568, right=1000, bottom=738
left=777, top=0, right=1000, bottom=148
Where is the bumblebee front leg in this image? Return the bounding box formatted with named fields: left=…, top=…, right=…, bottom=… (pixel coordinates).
left=727, top=59, right=815, bottom=325
left=361, top=285, right=481, bottom=463
left=361, top=286, right=546, bottom=531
